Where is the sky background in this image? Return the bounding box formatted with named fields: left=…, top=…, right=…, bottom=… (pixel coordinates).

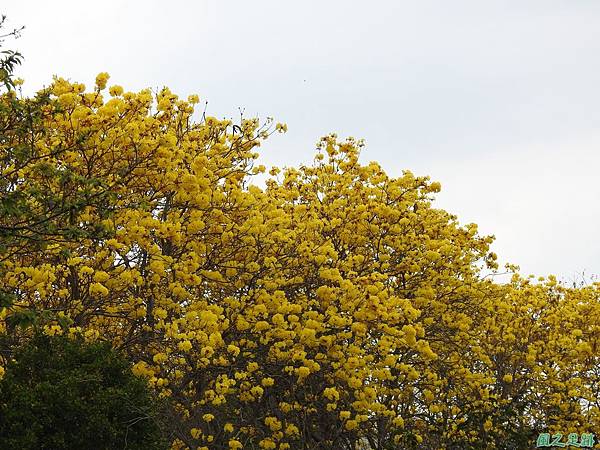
left=4, top=1, right=600, bottom=281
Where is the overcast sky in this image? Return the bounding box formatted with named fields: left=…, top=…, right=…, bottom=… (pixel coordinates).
left=4, top=1, right=600, bottom=280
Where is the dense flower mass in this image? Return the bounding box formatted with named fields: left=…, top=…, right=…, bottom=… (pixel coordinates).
left=1, top=74, right=599, bottom=449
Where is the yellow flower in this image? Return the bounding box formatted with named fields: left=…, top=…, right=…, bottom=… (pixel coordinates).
left=89, top=282, right=109, bottom=297
left=95, top=72, right=110, bottom=90
left=261, top=377, right=275, bottom=387
left=153, top=353, right=168, bottom=364
left=109, top=85, right=124, bottom=96
left=258, top=439, right=276, bottom=449
left=43, top=324, right=63, bottom=336
left=250, top=386, right=264, bottom=397
left=296, top=366, right=310, bottom=379
left=285, top=424, right=299, bottom=436
left=264, top=416, right=281, bottom=431
left=484, top=419, right=493, bottom=431
left=93, top=271, right=110, bottom=283
left=392, top=416, right=404, bottom=428
left=345, top=420, right=358, bottom=430
left=228, top=440, right=242, bottom=450
left=178, top=340, right=193, bottom=352
left=323, top=387, right=339, bottom=401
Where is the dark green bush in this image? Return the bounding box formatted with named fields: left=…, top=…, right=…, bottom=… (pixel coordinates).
left=0, top=333, right=168, bottom=450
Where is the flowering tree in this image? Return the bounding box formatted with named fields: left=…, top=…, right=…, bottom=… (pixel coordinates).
left=1, top=73, right=599, bottom=449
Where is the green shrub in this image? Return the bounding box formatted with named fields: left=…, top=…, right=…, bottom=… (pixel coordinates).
left=0, top=333, right=168, bottom=450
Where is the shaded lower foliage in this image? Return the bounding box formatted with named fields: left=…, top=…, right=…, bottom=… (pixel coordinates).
left=0, top=333, right=168, bottom=450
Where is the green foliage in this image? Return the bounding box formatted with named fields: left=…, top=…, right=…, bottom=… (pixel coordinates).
left=0, top=334, right=168, bottom=450
left=0, top=15, right=24, bottom=90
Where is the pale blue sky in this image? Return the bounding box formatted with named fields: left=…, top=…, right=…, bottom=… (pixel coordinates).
left=4, top=1, right=600, bottom=280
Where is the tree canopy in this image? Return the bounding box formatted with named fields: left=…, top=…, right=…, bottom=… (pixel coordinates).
left=0, top=70, right=599, bottom=449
